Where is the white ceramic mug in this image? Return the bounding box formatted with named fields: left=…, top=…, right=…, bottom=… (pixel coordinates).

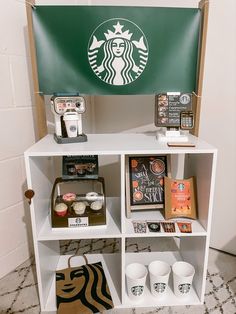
left=63, top=112, right=79, bottom=138
left=125, top=263, right=147, bottom=301
left=172, top=261, right=195, bottom=298
left=148, top=260, right=171, bottom=297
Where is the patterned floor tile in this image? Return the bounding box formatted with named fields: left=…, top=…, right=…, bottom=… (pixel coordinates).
left=18, top=305, right=40, bottom=314
left=221, top=300, right=236, bottom=314
left=134, top=306, right=170, bottom=314
left=0, top=291, right=18, bottom=313
left=204, top=292, right=219, bottom=311
left=11, top=284, right=39, bottom=312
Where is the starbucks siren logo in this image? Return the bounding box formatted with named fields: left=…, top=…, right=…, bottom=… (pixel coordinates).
left=88, top=18, right=149, bottom=86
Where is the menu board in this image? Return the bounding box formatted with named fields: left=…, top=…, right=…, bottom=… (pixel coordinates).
left=128, top=156, right=168, bottom=207
left=155, top=92, right=192, bottom=127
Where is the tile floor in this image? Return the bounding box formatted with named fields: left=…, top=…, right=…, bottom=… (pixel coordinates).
left=0, top=239, right=236, bottom=314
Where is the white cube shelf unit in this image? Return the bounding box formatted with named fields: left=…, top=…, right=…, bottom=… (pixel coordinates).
left=24, top=133, right=217, bottom=313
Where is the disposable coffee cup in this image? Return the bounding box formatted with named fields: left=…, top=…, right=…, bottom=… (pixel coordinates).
left=125, top=263, right=147, bottom=302
left=148, top=260, right=171, bottom=297
left=63, top=113, right=79, bottom=138
left=172, top=261, right=195, bottom=298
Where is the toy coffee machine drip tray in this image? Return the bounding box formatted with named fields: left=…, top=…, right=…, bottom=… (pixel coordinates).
left=51, top=177, right=106, bottom=228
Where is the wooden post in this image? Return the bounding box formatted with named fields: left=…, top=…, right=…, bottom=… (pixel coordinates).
left=192, top=0, right=209, bottom=136
left=26, top=0, right=47, bottom=140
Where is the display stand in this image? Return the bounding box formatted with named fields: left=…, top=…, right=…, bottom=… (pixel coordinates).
left=156, top=128, right=189, bottom=142
left=24, top=133, right=217, bottom=313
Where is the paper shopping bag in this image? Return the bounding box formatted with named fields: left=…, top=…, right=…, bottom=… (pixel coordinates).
left=56, top=254, right=114, bottom=314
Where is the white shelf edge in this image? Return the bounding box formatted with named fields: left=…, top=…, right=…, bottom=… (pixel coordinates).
left=124, top=210, right=207, bottom=238
left=124, top=232, right=207, bottom=238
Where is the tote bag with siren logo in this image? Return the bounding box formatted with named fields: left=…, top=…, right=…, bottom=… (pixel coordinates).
left=56, top=254, right=114, bottom=313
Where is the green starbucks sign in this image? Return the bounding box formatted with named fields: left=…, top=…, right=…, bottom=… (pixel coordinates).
left=32, top=6, right=201, bottom=95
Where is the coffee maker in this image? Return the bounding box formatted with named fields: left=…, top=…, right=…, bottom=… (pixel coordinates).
left=51, top=94, right=87, bottom=144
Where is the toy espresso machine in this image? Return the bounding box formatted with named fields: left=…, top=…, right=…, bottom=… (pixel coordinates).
left=51, top=94, right=87, bottom=144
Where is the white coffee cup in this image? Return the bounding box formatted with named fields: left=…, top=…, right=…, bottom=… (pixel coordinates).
left=63, top=112, right=79, bottom=138
left=148, top=260, right=171, bottom=297
left=125, top=263, right=147, bottom=302
left=172, top=261, right=195, bottom=298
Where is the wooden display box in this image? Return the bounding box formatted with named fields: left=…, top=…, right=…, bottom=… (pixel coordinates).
left=51, top=177, right=106, bottom=228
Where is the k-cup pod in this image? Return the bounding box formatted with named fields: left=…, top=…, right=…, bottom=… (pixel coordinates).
left=63, top=112, right=79, bottom=138
left=125, top=263, right=147, bottom=302
left=132, top=221, right=147, bottom=233
left=147, top=222, right=161, bottom=232
left=62, top=192, right=76, bottom=204
left=172, top=261, right=195, bottom=298
left=54, top=203, right=68, bottom=217
left=73, top=202, right=86, bottom=215
left=148, top=260, right=171, bottom=297
left=86, top=192, right=98, bottom=201
left=161, top=222, right=176, bottom=233
left=177, top=222, right=192, bottom=233
left=90, top=200, right=103, bottom=211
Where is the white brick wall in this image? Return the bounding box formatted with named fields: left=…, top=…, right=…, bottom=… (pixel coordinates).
left=0, top=0, right=36, bottom=278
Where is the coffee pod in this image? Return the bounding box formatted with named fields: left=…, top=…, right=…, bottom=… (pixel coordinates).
left=62, top=192, right=76, bottom=203
left=147, top=222, right=161, bottom=232
left=177, top=222, right=192, bottom=233
left=161, top=222, right=176, bottom=233
left=132, top=221, right=147, bottom=233
left=86, top=192, right=98, bottom=201
left=172, top=261, right=195, bottom=298
left=90, top=200, right=103, bottom=211
left=125, top=263, right=147, bottom=302
left=54, top=203, right=68, bottom=217
left=73, top=202, right=86, bottom=215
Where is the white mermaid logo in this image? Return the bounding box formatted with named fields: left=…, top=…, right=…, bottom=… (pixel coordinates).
left=88, top=18, right=149, bottom=86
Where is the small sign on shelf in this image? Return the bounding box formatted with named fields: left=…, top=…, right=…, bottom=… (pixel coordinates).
left=125, top=155, right=171, bottom=218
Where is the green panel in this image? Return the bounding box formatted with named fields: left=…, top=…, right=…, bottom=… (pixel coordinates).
left=32, top=6, right=201, bottom=95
